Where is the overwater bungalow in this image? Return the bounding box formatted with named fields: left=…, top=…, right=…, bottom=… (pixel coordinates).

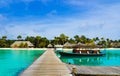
left=59, top=43, right=105, bottom=56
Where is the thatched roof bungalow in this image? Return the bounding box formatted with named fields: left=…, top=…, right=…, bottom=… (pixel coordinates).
left=47, top=44, right=53, bottom=48
left=63, top=42, right=76, bottom=48
left=54, top=45, right=63, bottom=48
left=11, top=41, right=34, bottom=48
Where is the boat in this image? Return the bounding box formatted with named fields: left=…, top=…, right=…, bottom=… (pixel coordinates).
left=59, top=51, right=105, bottom=56
left=59, top=43, right=106, bottom=56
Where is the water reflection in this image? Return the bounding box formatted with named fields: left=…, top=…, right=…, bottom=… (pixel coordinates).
left=60, top=56, right=103, bottom=66
left=60, top=50, right=120, bottom=66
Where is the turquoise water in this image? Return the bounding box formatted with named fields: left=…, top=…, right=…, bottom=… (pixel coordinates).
left=59, top=50, right=120, bottom=66
left=0, top=49, right=44, bottom=76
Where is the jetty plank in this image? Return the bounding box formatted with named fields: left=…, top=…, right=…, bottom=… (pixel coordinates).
left=20, top=49, right=71, bottom=76
left=66, top=64, right=120, bottom=75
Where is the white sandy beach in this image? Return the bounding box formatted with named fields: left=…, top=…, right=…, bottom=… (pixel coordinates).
left=0, top=47, right=119, bottom=52
left=0, top=48, right=47, bottom=50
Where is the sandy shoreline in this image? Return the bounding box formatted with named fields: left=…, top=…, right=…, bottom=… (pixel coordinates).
left=0, top=48, right=47, bottom=50
left=0, top=48, right=120, bottom=50
left=100, top=48, right=120, bottom=50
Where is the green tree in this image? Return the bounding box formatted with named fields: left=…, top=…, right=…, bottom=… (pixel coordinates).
left=54, top=37, right=60, bottom=44
left=19, top=42, right=24, bottom=48
left=39, top=42, right=46, bottom=48
left=80, top=35, right=87, bottom=43
left=2, top=36, right=7, bottom=40
left=25, top=36, right=30, bottom=41
left=59, top=33, right=69, bottom=44
left=40, top=37, right=49, bottom=47
left=17, top=35, right=22, bottom=40
left=25, top=36, right=35, bottom=45
left=0, top=39, right=6, bottom=47
left=74, top=35, right=79, bottom=43
left=0, top=36, right=8, bottom=47
left=68, top=38, right=76, bottom=44
left=24, top=43, right=28, bottom=48
left=106, top=38, right=111, bottom=47
left=93, top=37, right=99, bottom=44
left=34, top=36, right=41, bottom=48
left=86, top=39, right=95, bottom=46
left=98, top=37, right=106, bottom=47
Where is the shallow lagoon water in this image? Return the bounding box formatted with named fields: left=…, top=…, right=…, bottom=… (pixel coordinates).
left=60, top=50, right=120, bottom=66
left=0, top=49, right=44, bottom=76
left=0, top=49, right=120, bottom=76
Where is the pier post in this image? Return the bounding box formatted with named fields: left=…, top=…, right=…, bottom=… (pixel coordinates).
left=72, top=66, right=77, bottom=76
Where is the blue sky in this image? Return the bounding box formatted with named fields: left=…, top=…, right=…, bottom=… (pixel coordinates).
left=0, top=0, right=120, bottom=40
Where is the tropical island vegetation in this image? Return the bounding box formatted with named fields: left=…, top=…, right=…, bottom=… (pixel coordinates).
left=0, top=34, right=120, bottom=48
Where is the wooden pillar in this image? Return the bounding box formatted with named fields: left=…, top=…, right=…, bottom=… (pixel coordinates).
left=72, top=66, right=77, bottom=76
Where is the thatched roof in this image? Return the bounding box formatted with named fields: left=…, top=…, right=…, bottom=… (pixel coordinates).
left=11, top=41, right=34, bottom=47
left=77, top=42, right=86, bottom=46
left=54, top=45, right=63, bottom=48
left=47, top=44, right=53, bottom=48
left=63, top=42, right=76, bottom=47
left=73, top=44, right=101, bottom=48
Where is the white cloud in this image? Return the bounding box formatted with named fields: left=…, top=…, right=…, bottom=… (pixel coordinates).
left=1, top=1, right=120, bottom=40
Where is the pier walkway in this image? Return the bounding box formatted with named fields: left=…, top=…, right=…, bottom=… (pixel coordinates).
left=20, top=49, right=71, bottom=76
left=66, top=64, right=120, bottom=76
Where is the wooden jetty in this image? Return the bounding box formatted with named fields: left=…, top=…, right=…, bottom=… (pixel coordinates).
left=66, top=64, right=120, bottom=76
left=20, top=48, right=120, bottom=76
left=20, top=49, right=71, bottom=76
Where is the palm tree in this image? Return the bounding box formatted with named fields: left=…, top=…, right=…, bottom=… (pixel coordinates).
left=106, top=38, right=111, bottom=47
left=68, top=38, right=76, bottom=44
left=25, top=36, right=30, bottom=41
left=17, top=35, right=22, bottom=40
left=2, top=36, right=7, bottom=40
left=98, top=37, right=106, bottom=47
left=54, top=37, right=60, bottom=44
left=34, top=36, right=41, bottom=48
left=39, top=37, right=49, bottom=48
left=93, top=37, right=99, bottom=44
left=74, top=35, right=79, bottom=43
left=60, top=33, right=69, bottom=44
left=80, top=35, right=87, bottom=44
left=25, top=36, right=35, bottom=44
